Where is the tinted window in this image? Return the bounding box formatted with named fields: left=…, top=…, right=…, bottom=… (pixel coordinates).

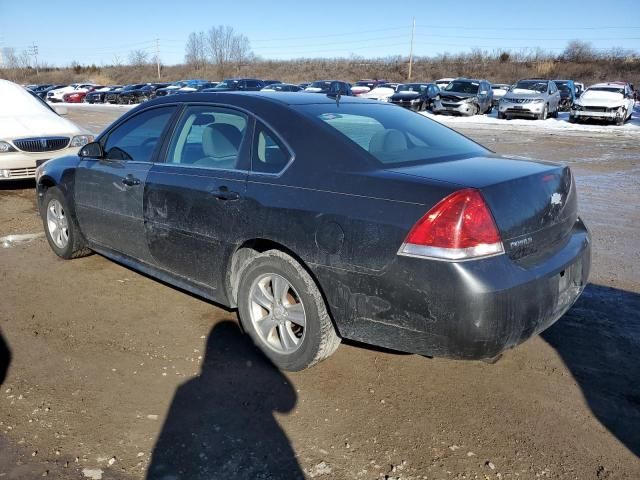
left=167, top=106, right=248, bottom=170
left=252, top=124, right=291, bottom=174
left=300, top=104, right=486, bottom=166
left=103, top=106, right=175, bottom=162
left=445, top=81, right=479, bottom=94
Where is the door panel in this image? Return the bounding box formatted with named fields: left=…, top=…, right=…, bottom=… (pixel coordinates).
left=144, top=105, right=251, bottom=300
left=75, top=105, right=177, bottom=260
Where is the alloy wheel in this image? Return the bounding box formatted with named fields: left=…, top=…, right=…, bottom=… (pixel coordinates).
left=46, top=199, right=69, bottom=249
left=248, top=273, right=306, bottom=354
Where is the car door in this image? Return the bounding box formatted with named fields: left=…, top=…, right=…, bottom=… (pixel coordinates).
left=549, top=82, right=560, bottom=111
left=144, top=104, right=251, bottom=300
left=74, top=105, right=178, bottom=262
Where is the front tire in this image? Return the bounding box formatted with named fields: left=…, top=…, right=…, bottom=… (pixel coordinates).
left=237, top=250, right=340, bottom=371
left=538, top=104, right=548, bottom=120
left=41, top=187, right=91, bottom=260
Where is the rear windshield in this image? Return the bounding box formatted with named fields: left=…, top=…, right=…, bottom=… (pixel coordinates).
left=588, top=87, right=624, bottom=94
left=298, top=104, right=486, bottom=166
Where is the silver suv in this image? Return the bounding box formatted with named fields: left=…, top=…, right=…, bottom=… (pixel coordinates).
left=432, top=78, right=493, bottom=116
left=498, top=79, right=561, bottom=120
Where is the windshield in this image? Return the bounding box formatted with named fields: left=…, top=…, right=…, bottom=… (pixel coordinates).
left=397, top=84, right=428, bottom=93
left=514, top=80, right=548, bottom=93
left=444, top=81, right=479, bottom=94
left=298, top=103, right=486, bottom=167
left=309, top=81, right=332, bottom=89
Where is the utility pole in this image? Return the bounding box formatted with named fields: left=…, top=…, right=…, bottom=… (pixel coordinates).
left=31, top=42, right=39, bottom=76
left=408, top=17, right=415, bottom=81
left=155, top=38, right=161, bottom=80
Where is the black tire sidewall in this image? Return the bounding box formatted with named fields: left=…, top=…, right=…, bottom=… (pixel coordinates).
left=237, top=255, right=325, bottom=371
left=42, top=187, right=78, bottom=259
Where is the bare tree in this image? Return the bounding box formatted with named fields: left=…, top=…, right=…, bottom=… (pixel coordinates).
left=128, top=49, right=149, bottom=67
left=205, top=25, right=253, bottom=78
left=185, top=31, right=207, bottom=71
left=563, top=40, right=594, bottom=62
left=3, top=48, right=20, bottom=69
left=18, top=49, right=32, bottom=69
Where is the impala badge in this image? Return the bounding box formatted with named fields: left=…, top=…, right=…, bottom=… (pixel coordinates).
left=550, top=192, right=562, bottom=206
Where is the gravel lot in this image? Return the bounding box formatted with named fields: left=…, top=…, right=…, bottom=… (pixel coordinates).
left=0, top=105, right=638, bottom=479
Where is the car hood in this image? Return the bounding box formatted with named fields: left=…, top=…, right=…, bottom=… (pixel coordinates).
left=439, top=92, right=476, bottom=101
left=576, top=91, right=624, bottom=107
left=0, top=114, right=86, bottom=139
left=362, top=87, right=395, bottom=99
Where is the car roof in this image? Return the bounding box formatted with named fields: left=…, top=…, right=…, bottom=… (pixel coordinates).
left=147, top=91, right=381, bottom=107
left=590, top=82, right=627, bottom=88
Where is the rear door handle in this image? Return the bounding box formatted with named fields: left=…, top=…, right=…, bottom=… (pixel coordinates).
left=121, top=174, right=141, bottom=186
left=211, top=186, right=240, bottom=201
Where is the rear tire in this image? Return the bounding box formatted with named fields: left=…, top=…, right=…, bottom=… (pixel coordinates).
left=41, top=187, right=92, bottom=260
left=237, top=250, right=340, bottom=371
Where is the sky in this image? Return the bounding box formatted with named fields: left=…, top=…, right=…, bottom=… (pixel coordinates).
left=1, top=0, right=639, bottom=67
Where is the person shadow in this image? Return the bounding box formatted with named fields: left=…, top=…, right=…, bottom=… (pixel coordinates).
left=542, top=284, right=640, bottom=457
left=146, top=320, right=304, bottom=480
left=0, top=328, right=10, bottom=386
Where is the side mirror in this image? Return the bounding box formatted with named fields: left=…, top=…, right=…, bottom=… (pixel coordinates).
left=79, top=141, right=104, bottom=159
left=54, top=106, right=68, bottom=116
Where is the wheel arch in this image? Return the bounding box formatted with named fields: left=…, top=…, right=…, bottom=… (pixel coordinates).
left=226, top=238, right=341, bottom=335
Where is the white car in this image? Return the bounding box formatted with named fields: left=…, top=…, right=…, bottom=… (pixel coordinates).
left=361, top=83, right=400, bottom=101
left=47, top=83, right=95, bottom=103
left=570, top=82, right=635, bottom=125
left=491, top=83, right=511, bottom=106
left=0, top=80, right=93, bottom=180
left=434, top=78, right=454, bottom=90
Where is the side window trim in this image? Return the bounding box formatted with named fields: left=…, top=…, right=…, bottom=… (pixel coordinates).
left=249, top=121, right=295, bottom=178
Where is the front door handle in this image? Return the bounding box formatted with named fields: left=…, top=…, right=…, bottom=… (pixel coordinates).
left=211, top=186, right=240, bottom=201
left=122, top=174, right=141, bottom=186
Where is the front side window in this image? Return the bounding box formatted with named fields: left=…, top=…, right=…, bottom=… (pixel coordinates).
left=166, top=106, right=248, bottom=170
left=103, top=106, right=175, bottom=162
left=300, top=104, right=486, bottom=167
left=252, top=124, right=291, bottom=174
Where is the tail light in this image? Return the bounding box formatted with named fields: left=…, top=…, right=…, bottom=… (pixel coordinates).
left=399, top=189, right=504, bottom=261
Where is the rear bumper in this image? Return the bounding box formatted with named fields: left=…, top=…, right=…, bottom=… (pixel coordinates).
left=315, top=218, right=591, bottom=360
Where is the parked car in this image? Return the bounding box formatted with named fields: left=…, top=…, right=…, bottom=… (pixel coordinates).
left=553, top=80, right=578, bottom=111
left=361, top=83, right=400, bottom=101
left=351, top=79, right=388, bottom=96
left=154, top=80, right=210, bottom=98
left=30, top=84, right=54, bottom=94
left=85, top=86, right=122, bottom=104
left=490, top=83, right=511, bottom=107
left=434, top=78, right=454, bottom=90
left=104, top=84, right=147, bottom=104
left=432, top=78, right=493, bottom=116
left=47, top=83, right=95, bottom=103
left=63, top=86, right=105, bottom=104
left=262, top=80, right=282, bottom=86
left=202, top=79, right=266, bottom=92
left=298, top=82, right=311, bottom=89
left=174, top=82, right=219, bottom=94
left=35, top=91, right=590, bottom=371
left=0, top=79, right=93, bottom=180
left=118, top=83, right=173, bottom=104
left=570, top=82, right=635, bottom=125
left=261, top=83, right=303, bottom=92
left=388, top=83, right=440, bottom=111
left=498, top=79, right=561, bottom=120
left=36, top=84, right=67, bottom=100
left=304, top=80, right=353, bottom=96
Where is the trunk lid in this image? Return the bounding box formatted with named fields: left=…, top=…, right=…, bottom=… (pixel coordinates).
left=387, top=155, right=578, bottom=260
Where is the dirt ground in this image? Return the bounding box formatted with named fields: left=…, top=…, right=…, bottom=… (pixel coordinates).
left=0, top=106, right=638, bottom=479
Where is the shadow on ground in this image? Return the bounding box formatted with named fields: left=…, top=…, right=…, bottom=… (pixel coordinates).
left=0, top=328, right=10, bottom=385
left=542, top=283, right=640, bottom=458
left=146, top=320, right=304, bottom=480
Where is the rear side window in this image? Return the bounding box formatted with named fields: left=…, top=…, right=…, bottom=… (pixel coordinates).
left=103, top=106, right=175, bottom=162
left=300, top=104, right=486, bottom=166
left=251, top=124, right=291, bottom=174
left=166, top=106, right=248, bottom=170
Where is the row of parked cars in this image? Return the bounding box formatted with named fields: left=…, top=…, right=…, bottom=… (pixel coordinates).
left=26, top=76, right=636, bottom=125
